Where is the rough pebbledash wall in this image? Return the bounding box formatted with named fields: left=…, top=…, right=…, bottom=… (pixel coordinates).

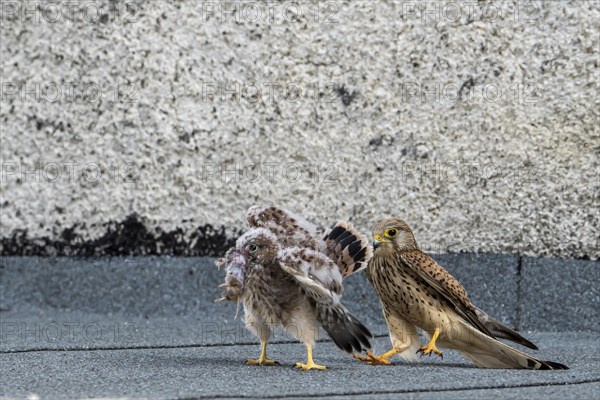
left=1, top=1, right=598, bottom=259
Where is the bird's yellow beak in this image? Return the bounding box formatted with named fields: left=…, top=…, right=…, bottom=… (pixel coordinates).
left=373, top=235, right=383, bottom=249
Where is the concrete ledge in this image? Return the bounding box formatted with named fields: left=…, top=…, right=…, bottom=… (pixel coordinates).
left=0, top=256, right=222, bottom=317
left=0, top=255, right=518, bottom=321
left=1, top=254, right=596, bottom=344
left=519, top=257, right=600, bottom=332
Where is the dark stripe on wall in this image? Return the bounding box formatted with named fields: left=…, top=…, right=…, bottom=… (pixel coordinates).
left=0, top=214, right=238, bottom=257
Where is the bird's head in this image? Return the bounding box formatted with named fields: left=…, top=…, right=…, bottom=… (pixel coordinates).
left=372, top=217, right=419, bottom=253
left=236, top=228, right=280, bottom=265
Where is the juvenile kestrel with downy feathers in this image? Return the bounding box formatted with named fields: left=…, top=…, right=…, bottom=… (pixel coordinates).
left=354, top=217, right=568, bottom=370
left=216, top=206, right=374, bottom=370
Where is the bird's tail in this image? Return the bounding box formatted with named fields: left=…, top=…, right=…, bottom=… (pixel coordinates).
left=317, top=303, right=373, bottom=353
left=449, top=319, right=568, bottom=370
left=323, top=222, right=373, bottom=277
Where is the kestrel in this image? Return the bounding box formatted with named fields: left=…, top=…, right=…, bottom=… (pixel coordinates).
left=216, top=206, right=373, bottom=370
left=354, top=217, right=568, bottom=370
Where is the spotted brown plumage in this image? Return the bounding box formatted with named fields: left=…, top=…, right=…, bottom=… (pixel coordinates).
left=216, top=206, right=374, bottom=370
left=354, top=217, right=567, bottom=370
left=246, top=205, right=321, bottom=248
left=247, top=206, right=373, bottom=277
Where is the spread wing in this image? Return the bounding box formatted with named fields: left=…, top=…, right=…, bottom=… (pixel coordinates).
left=323, top=221, right=373, bottom=277
left=277, top=247, right=343, bottom=305
left=246, top=206, right=321, bottom=248
left=399, top=250, right=496, bottom=338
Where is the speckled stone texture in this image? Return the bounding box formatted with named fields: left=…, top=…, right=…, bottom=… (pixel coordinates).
left=1, top=0, right=598, bottom=259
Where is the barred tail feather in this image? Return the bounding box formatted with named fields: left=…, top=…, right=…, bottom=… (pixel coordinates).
left=324, top=222, right=373, bottom=277
left=317, top=303, right=372, bottom=353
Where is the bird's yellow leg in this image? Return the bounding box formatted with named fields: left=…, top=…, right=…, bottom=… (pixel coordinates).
left=353, top=348, right=398, bottom=365
left=417, top=328, right=443, bottom=358
left=295, top=345, right=327, bottom=371
left=246, top=341, right=278, bottom=366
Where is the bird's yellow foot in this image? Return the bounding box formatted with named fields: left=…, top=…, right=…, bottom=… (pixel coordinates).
left=417, top=344, right=443, bottom=358
left=296, top=344, right=327, bottom=370
left=353, top=351, right=392, bottom=365
left=295, top=361, right=327, bottom=371
left=352, top=353, right=371, bottom=362
left=246, top=341, right=278, bottom=365
left=417, top=328, right=443, bottom=358
left=246, top=356, right=278, bottom=366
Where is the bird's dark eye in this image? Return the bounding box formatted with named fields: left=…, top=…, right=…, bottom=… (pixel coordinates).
left=384, top=228, right=398, bottom=238
left=247, top=244, right=259, bottom=253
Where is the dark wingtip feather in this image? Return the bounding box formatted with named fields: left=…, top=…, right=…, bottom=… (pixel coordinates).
left=354, top=247, right=367, bottom=262
left=323, top=222, right=373, bottom=277
left=348, top=240, right=363, bottom=257
left=338, top=233, right=358, bottom=248
left=540, top=360, right=569, bottom=370
left=525, top=340, right=539, bottom=351
left=327, top=225, right=346, bottom=241
left=334, top=230, right=353, bottom=244
left=496, top=328, right=539, bottom=350
left=475, top=306, right=540, bottom=350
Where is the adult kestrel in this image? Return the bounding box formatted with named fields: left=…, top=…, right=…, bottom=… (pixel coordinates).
left=354, top=217, right=568, bottom=370
left=216, top=206, right=373, bottom=370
